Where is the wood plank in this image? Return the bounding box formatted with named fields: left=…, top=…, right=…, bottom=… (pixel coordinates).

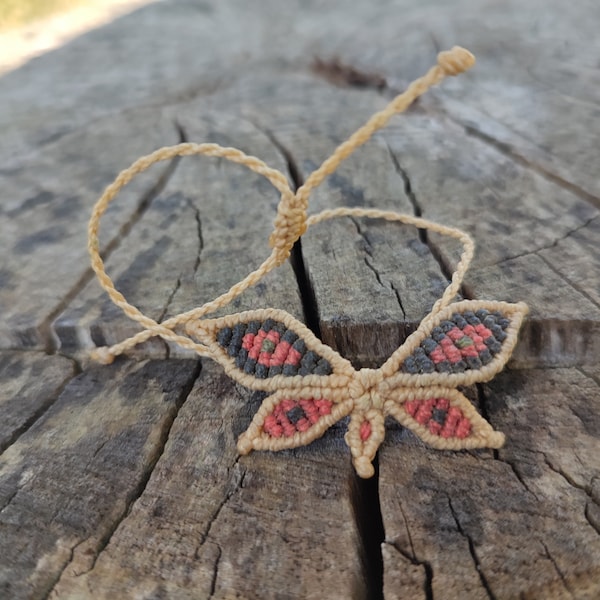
left=380, top=112, right=600, bottom=367
left=327, top=0, right=600, bottom=202
left=0, top=358, right=199, bottom=600
left=5, top=0, right=597, bottom=368
left=379, top=368, right=600, bottom=599
left=47, top=99, right=365, bottom=596
left=0, top=108, right=179, bottom=350
left=0, top=2, right=597, bottom=599
left=0, top=0, right=383, bottom=162
left=0, top=352, right=76, bottom=453
left=52, top=362, right=366, bottom=599
left=161, top=105, right=306, bottom=332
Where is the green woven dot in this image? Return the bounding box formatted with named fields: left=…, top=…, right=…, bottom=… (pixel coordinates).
left=455, top=336, right=473, bottom=349
left=261, top=339, right=276, bottom=353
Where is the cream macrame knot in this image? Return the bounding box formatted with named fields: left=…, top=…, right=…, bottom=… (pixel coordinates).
left=437, top=46, right=476, bottom=76
left=91, top=346, right=116, bottom=364
left=348, top=368, right=384, bottom=400
left=269, top=201, right=308, bottom=260
left=354, top=456, right=375, bottom=479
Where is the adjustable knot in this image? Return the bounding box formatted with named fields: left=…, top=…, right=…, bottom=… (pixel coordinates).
left=269, top=200, right=308, bottom=262
left=437, top=46, right=475, bottom=76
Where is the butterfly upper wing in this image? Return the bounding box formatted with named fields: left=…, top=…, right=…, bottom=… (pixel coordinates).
left=381, top=300, right=528, bottom=388
left=186, top=308, right=355, bottom=392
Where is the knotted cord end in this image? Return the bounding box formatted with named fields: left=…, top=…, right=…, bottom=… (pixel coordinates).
left=437, top=46, right=476, bottom=76
left=91, top=346, right=116, bottom=364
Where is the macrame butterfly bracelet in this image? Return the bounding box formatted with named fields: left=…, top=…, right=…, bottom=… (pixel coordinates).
left=88, top=47, right=528, bottom=478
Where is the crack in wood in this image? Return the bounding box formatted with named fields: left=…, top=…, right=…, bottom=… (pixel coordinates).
left=385, top=541, right=434, bottom=600
left=490, top=214, right=599, bottom=268
left=385, top=143, right=425, bottom=238
left=350, top=454, right=385, bottom=600
left=207, top=544, right=222, bottom=598
left=454, top=119, right=600, bottom=210
left=198, top=456, right=247, bottom=549
left=541, top=452, right=596, bottom=501
left=0, top=487, right=19, bottom=515
left=158, top=277, right=181, bottom=332
left=476, top=384, right=543, bottom=501
left=584, top=503, right=600, bottom=536
left=536, top=252, right=600, bottom=311
left=541, top=541, right=576, bottom=599
left=498, top=455, right=542, bottom=503
left=384, top=144, right=462, bottom=301
left=44, top=360, right=202, bottom=595
left=539, top=451, right=600, bottom=536
left=0, top=354, right=79, bottom=457
left=311, top=57, right=387, bottom=91
left=248, top=120, right=322, bottom=337
left=155, top=123, right=199, bottom=332
left=350, top=216, right=407, bottom=320
left=40, top=539, right=83, bottom=600
left=447, top=496, right=496, bottom=600
left=391, top=500, right=435, bottom=600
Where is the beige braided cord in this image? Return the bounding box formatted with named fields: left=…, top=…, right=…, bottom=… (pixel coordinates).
left=88, top=144, right=294, bottom=362
left=288, top=47, right=475, bottom=215
left=88, top=46, right=476, bottom=363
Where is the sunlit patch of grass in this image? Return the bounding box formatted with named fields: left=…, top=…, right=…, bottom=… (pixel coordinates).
left=0, top=0, right=86, bottom=32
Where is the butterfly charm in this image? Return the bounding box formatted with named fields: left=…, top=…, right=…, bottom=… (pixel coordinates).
left=187, top=299, right=528, bottom=477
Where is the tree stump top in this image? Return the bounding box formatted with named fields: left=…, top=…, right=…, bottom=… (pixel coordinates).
left=1, top=1, right=599, bottom=598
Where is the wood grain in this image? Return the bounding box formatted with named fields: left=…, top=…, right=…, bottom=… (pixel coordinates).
left=198, top=71, right=451, bottom=367
left=382, top=113, right=600, bottom=367
left=0, top=358, right=199, bottom=599
left=379, top=368, right=600, bottom=599
left=327, top=0, right=600, bottom=201
left=0, top=352, right=76, bottom=453
left=51, top=363, right=366, bottom=599
left=0, top=0, right=598, bottom=598
left=53, top=106, right=301, bottom=360
left=0, top=108, right=178, bottom=350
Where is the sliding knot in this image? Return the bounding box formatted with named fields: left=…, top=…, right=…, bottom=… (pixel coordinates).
left=269, top=201, right=307, bottom=260
left=437, top=46, right=475, bottom=76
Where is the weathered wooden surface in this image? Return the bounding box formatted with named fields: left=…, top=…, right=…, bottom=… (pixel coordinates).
left=380, top=369, right=600, bottom=598
left=1, top=0, right=599, bottom=598
left=0, top=110, right=178, bottom=350
left=50, top=363, right=365, bottom=598
left=0, top=352, right=76, bottom=453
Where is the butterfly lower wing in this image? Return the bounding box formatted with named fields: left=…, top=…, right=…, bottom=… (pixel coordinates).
left=383, top=300, right=527, bottom=388
left=384, top=387, right=505, bottom=450
left=237, top=388, right=353, bottom=454
left=186, top=309, right=354, bottom=391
